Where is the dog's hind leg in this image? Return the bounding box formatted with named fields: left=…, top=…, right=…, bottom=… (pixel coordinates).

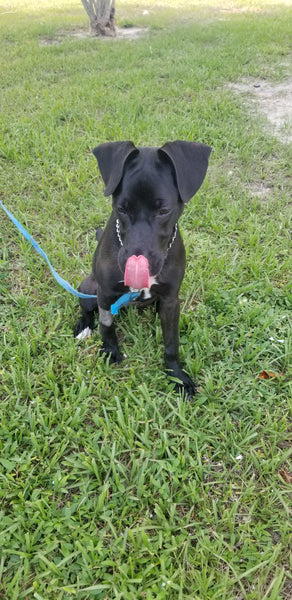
left=96, top=227, right=103, bottom=242
left=74, top=274, right=98, bottom=339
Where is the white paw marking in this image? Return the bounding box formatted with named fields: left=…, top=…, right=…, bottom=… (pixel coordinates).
left=75, top=327, right=92, bottom=340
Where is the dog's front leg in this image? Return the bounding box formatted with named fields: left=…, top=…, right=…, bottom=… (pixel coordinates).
left=159, top=298, right=196, bottom=399
left=98, top=302, right=122, bottom=364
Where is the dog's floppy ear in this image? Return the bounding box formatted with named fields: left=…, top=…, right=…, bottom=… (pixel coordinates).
left=92, top=141, right=137, bottom=196
left=160, top=141, right=212, bottom=203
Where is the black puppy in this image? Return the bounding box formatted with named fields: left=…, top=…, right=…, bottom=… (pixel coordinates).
left=74, top=141, right=211, bottom=398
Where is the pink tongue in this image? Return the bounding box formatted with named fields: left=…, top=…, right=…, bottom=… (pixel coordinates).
left=124, top=255, right=150, bottom=290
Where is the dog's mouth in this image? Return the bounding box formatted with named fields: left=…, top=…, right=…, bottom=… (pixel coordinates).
left=124, top=254, right=152, bottom=290
left=119, top=250, right=162, bottom=292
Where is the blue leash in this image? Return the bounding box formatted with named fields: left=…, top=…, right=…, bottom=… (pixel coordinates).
left=0, top=200, right=140, bottom=314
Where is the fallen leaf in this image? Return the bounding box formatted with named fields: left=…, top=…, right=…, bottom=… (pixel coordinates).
left=258, top=370, right=283, bottom=380
left=278, top=469, right=292, bottom=484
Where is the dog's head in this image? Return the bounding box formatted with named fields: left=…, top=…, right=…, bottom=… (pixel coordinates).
left=92, top=141, right=211, bottom=289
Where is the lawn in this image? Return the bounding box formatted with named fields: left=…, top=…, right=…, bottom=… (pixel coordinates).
left=0, top=0, right=291, bottom=598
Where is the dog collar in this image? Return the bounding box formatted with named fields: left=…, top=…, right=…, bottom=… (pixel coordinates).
left=116, top=219, right=177, bottom=250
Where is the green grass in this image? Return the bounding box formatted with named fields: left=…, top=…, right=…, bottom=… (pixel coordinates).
left=0, top=1, right=291, bottom=598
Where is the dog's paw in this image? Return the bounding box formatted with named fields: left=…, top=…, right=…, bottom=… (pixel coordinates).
left=168, top=367, right=197, bottom=400
left=175, top=373, right=197, bottom=401
left=74, top=315, right=95, bottom=339
left=100, top=346, right=122, bottom=364
left=75, top=326, right=92, bottom=341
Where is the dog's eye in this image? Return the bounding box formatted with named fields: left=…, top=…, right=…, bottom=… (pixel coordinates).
left=159, top=208, right=169, bottom=216
left=118, top=205, right=128, bottom=214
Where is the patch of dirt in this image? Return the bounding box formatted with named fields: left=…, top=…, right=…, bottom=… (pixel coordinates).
left=248, top=182, right=273, bottom=201
left=40, top=38, right=62, bottom=46
left=228, top=79, right=292, bottom=144
left=116, top=26, right=148, bottom=40
left=40, top=26, right=148, bottom=46
left=282, top=580, right=292, bottom=600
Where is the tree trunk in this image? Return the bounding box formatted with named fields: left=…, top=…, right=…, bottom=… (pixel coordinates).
left=81, top=0, right=116, bottom=37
